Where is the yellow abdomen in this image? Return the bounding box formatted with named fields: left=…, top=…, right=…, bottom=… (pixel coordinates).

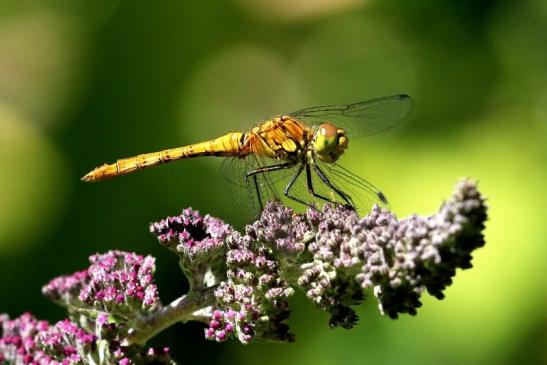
left=81, top=132, right=245, bottom=182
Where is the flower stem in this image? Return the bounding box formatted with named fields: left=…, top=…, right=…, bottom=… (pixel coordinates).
left=124, top=286, right=216, bottom=346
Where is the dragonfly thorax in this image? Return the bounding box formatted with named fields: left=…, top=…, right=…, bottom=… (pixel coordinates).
left=312, top=123, right=348, bottom=163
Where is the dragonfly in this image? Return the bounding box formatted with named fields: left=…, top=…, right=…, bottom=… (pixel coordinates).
left=82, top=94, right=412, bottom=215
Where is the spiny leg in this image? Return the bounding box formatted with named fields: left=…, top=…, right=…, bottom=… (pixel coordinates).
left=305, top=163, right=339, bottom=205
left=312, top=163, right=355, bottom=210
left=283, top=163, right=313, bottom=208
left=245, top=162, right=295, bottom=211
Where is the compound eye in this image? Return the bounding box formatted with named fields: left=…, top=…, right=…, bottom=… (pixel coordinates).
left=319, top=124, right=338, bottom=139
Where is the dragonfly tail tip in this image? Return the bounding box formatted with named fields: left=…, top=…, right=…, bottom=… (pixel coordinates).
left=81, top=171, right=95, bottom=182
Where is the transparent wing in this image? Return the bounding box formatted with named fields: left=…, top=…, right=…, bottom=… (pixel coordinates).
left=221, top=157, right=387, bottom=217
left=314, top=160, right=389, bottom=214
left=288, top=94, right=412, bottom=137
left=220, top=155, right=295, bottom=220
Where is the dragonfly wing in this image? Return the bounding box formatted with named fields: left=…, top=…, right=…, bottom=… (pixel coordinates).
left=288, top=94, right=412, bottom=138
left=221, top=157, right=386, bottom=216
left=314, top=160, right=390, bottom=214
left=220, top=155, right=294, bottom=220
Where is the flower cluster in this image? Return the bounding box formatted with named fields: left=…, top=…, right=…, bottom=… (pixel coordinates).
left=191, top=179, right=487, bottom=342
left=43, top=251, right=161, bottom=319
left=82, top=251, right=160, bottom=315
left=41, top=270, right=89, bottom=309
left=207, top=231, right=295, bottom=343
left=1, top=179, right=487, bottom=363
left=150, top=208, right=232, bottom=289
left=246, top=202, right=311, bottom=255
left=0, top=313, right=95, bottom=364
left=298, top=205, right=365, bottom=328
left=0, top=313, right=174, bottom=364
left=301, top=179, right=487, bottom=319
left=150, top=208, right=231, bottom=259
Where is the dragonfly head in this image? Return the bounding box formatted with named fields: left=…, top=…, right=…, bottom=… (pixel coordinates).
left=313, top=123, right=348, bottom=163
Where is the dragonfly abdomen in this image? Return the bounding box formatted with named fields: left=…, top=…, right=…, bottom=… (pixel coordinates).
left=81, top=132, right=246, bottom=182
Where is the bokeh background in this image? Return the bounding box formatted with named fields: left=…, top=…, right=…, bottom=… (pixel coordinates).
left=0, top=0, right=545, bottom=364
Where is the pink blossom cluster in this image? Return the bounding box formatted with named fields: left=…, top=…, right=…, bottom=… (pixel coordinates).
left=43, top=251, right=160, bottom=318
left=149, top=208, right=231, bottom=260
left=0, top=313, right=95, bottom=364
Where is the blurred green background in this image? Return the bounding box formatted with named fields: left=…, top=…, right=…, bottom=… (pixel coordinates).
left=0, top=0, right=545, bottom=364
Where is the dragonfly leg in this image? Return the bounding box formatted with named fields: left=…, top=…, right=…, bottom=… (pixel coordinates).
left=312, top=163, right=355, bottom=210
left=245, top=162, right=295, bottom=210
left=283, top=163, right=316, bottom=208
left=304, top=164, right=339, bottom=205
